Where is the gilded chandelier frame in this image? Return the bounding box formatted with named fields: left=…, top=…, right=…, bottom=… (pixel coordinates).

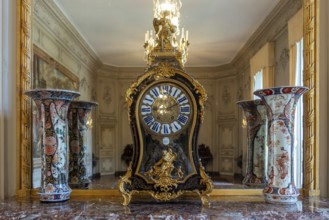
left=16, top=0, right=319, bottom=196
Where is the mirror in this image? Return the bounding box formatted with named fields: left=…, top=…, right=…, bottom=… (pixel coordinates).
left=16, top=0, right=318, bottom=196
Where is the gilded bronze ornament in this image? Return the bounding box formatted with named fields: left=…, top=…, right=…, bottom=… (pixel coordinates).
left=145, top=147, right=184, bottom=191
left=118, top=162, right=134, bottom=206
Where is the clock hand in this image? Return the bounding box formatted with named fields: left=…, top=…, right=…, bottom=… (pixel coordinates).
left=166, top=103, right=179, bottom=110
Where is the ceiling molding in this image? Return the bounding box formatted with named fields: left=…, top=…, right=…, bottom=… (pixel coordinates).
left=35, top=0, right=301, bottom=76
left=98, top=63, right=237, bottom=80
left=34, top=0, right=102, bottom=71
left=97, top=65, right=144, bottom=79
left=186, top=64, right=237, bottom=79
left=53, top=0, right=281, bottom=68
left=231, top=0, right=303, bottom=71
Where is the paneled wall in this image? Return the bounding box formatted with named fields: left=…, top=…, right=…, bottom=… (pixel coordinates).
left=189, top=66, right=238, bottom=174
left=217, top=78, right=238, bottom=175
left=96, top=76, right=118, bottom=175
left=95, top=65, right=240, bottom=176
left=95, top=67, right=137, bottom=174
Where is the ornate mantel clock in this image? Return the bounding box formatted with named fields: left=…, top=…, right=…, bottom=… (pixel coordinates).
left=119, top=0, right=213, bottom=205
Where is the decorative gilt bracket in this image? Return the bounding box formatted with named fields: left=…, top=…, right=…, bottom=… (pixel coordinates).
left=118, top=161, right=213, bottom=206
left=195, top=161, right=213, bottom=206
left=118, top=162, right=134, bottom=206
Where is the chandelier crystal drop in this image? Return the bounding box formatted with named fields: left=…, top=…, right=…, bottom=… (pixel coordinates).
left=144, top=0, right=189, bottom=67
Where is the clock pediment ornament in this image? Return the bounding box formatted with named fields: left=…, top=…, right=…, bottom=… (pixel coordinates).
left=119, top=0, right=213, bottom=206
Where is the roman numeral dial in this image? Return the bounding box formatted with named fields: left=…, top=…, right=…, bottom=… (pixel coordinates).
left=139, top=83, right=192, bottom=135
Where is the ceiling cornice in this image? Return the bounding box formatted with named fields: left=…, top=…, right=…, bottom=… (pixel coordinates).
left=97, top=65, right=144, bottom=79
left=36, top=0, right=103, bottom=71
left=231, top=0, right=303, bottom=72
left=38, top=0, right=301, bottom=76
left=185, top=64, right=237, bottom=79
left=98, top=63, right=236, bottom=80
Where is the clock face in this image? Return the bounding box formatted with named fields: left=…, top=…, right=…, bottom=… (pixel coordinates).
left=139, top=82, right=193, bottom=135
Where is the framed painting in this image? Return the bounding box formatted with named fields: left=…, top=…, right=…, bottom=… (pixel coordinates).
left=33, top=46, right=79, bottom=90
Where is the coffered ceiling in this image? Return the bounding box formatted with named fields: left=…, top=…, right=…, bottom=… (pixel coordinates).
left=54, top=0, right=280, bottom=67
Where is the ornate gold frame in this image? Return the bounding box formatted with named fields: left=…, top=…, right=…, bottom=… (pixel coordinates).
left=33, top=45, right=79, bottom=90
left=17, top=0, right=33, bottom=196
left=303, top=0, right=320, bottom=196
left=16, top=0, right=319, bottom=196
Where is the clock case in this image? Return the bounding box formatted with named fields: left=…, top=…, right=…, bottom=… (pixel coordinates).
left=119, top=58, right=213, bottom=206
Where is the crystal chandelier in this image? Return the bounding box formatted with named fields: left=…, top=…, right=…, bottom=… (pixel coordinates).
left=144, top=0, right=189, bottom=67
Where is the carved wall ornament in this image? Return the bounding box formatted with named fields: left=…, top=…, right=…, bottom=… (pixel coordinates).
left=103, top=86, right=112, bottom=106
left=275, top=48, right=290, bottom=75
left=91, top=88, right=97, bottom=101
left=222, top=86, right=231, bottom=104
left=79, top=77, right=89, bottom=90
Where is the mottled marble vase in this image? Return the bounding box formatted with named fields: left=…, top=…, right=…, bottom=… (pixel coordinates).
left=254, top=86, right=308, bottom=204
left=237, top=99, right=267, bottom=187
left=25, top=89, right=80, bottom=202
left=68, top=101, right=98, bottom=189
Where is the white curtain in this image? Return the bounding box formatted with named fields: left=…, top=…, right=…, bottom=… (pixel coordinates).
left=249, top=42, right=274, bottom=98
left=288, top=8, right=303, bottom=188
left=253, top=70, right=263, bottom=99
left=294, top=39, right=304, bottom=188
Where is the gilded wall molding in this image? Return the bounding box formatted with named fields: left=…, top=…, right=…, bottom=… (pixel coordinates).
left=17, top=0, right=318, bottom=197
left=303, top=0, right=320, bottom=196
left=17, top=0, right=32, bottom=196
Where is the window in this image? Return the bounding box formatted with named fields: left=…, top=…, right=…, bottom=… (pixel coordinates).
left=294, top=39, right=304, bottom=188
